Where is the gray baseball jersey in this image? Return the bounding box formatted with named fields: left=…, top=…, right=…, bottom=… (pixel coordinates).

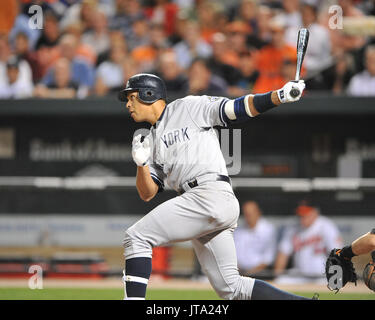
left=123, top=95, right=255, bottom=300
left=148, top=95, right=229, bottom=192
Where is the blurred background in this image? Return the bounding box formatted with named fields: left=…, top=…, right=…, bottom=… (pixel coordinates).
left=0, top=0, right=375, bottom=290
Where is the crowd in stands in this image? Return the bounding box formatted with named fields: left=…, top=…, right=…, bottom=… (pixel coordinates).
left=0, top=0, right=375, bottom=99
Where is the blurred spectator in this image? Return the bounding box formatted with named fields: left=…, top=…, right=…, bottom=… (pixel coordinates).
left=131, top=23, right=170, bottom=72
left=173, top=20, right=212, bottom=70
left=64, top=22, right=97, bottom=66
left=9, top=2, right=41, bottom=51
left=94, top=42, right=127, bottom=96
left=206, top=33, right=242, bottom=92
left=109, top=0, right=145, bottom=41
left=0, top=34, right=33, bottom=90
left=174, top=0, right=195, bottom=11
left=234, top=201, right=277, bottom=277
left=185, top=58, right=227, bottom=95
left=155, top=50, right=187, bottom=93
left=0, top=56, right=33, bottom=99
left=280, top=55, right=297, bottom=83
left=247, top=5, right=272, bottom=49
left=81, top=9, right=111, bottom=56
left=329, top=52, right=356, bottom=94
left=230, top=49, right=259, bottom=97
left=168, top=10, right=190, bottom=46
left=273, top=201, right=342, bottom=284
left=60, top=0, right=106, bottom=32
left=144, top=0, right=179, bottom=37
left=34, top=57, right=79, bottom=99
left=32, top=9, right=61, bottom=78
left=347, top=45, right=375, bottom=96
left=235, top=0, right=258, bottom=30
left=274, top=0, right=302, bottom=29
left=225, top=21, right=251, bottom=62
left=96, top=30, right=127, bottom=66
left=308, top=51, right=355, bottom=93
left=252, top=20, right=296, bottom=93
left=121, top=56, right=139, bottom=86
left=285, top=3, right=332, bottom=78
left=35, top=9, right=61, bottom=50
left=196, top=1, right=222, bottom=44
left=13, top=32, right=43, bottom=83
left=127, top=17, right=150, bottom=51
left=40, top=34, right=95, bottom=97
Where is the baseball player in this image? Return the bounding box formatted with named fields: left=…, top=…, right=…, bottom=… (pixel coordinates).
left=274, top=203, right=343, bottom=283
left=118, top=73, right=310, bottom=300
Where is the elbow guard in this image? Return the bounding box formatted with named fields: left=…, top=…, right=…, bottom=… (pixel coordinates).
left=224, top=95, right=254, bottom=123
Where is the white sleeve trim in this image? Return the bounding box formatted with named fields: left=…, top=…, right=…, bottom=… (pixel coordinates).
left=224, top=100, right=236, bottom=120
left=244, top=94, right=254, bottom=117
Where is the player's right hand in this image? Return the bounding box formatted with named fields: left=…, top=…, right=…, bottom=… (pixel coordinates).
left=277, top=80, right=305, bottom=103
left=132, top=134, right=151, bottom=167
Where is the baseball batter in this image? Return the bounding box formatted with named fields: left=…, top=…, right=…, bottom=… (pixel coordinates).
left=119, top=73, right=309, bottom=300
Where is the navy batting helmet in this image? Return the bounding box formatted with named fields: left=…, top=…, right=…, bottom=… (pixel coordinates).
left=118, top=73, right=167, bottom=104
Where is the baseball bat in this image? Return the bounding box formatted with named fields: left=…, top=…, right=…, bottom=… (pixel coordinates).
left=290, top=28, right=310, bottom=98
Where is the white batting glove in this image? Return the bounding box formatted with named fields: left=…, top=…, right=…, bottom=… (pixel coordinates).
left=277, top=80, right=305, bottom=103
left=132, top=134, right=151, bottom=167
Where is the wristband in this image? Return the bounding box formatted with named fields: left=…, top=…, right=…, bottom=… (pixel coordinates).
left=340, top=245, right=356, bottom=259
left=253, top=92, right=277, bottom=114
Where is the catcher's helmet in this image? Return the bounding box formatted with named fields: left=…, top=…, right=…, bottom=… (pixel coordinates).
left=118, top=73, right=167, bottom=104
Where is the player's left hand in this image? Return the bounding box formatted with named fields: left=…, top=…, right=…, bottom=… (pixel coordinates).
left=132, top=134, right=151, bottom=167
left=277, top=80, right=305, bottom=103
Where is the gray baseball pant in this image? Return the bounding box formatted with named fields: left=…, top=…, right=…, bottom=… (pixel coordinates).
left=123, top=181, right=255, bottom=300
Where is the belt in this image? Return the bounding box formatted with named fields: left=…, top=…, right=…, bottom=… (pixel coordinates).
left=178, top=174, right=231, bottom=195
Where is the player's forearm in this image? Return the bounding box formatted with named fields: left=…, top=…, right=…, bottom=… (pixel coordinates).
left=352, top=232, right=375, bottom=256
left=223, top=82, right=304, bottom=124
left=136, top=166, right=158, bottom=202
left=246, top=92, right=281, bottom=117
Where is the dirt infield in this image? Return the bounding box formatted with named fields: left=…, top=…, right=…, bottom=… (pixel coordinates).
left=0, top=276, right=370, bottom=293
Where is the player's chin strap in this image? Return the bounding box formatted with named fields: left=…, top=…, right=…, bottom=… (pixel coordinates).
left=122, top=270, right=149, bottom=300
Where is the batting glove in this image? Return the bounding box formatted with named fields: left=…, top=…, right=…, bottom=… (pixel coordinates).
left=132, top=134, right=151, bottom=167
left=277, top=80, right=305, bottom=103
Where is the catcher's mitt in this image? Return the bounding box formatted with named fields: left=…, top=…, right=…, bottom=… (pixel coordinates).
left=325, top=248, right=357, bottom=293
left=363, top=259, right=375, bottom=292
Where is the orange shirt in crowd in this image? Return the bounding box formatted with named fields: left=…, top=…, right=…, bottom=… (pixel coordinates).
left=76, top=44, right=97, bottom=66
left=0, top=0, right=18, bottom=34
left=201, top=28, right=219, bottom=45
left=252, top=44, right=296, bottom=93
left=131, top=46, right=157, bottom=69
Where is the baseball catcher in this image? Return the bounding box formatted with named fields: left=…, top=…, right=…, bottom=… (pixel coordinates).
left=326, top=228, right=375, bottom=292
left=119, top=73, right=313, bottom=300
